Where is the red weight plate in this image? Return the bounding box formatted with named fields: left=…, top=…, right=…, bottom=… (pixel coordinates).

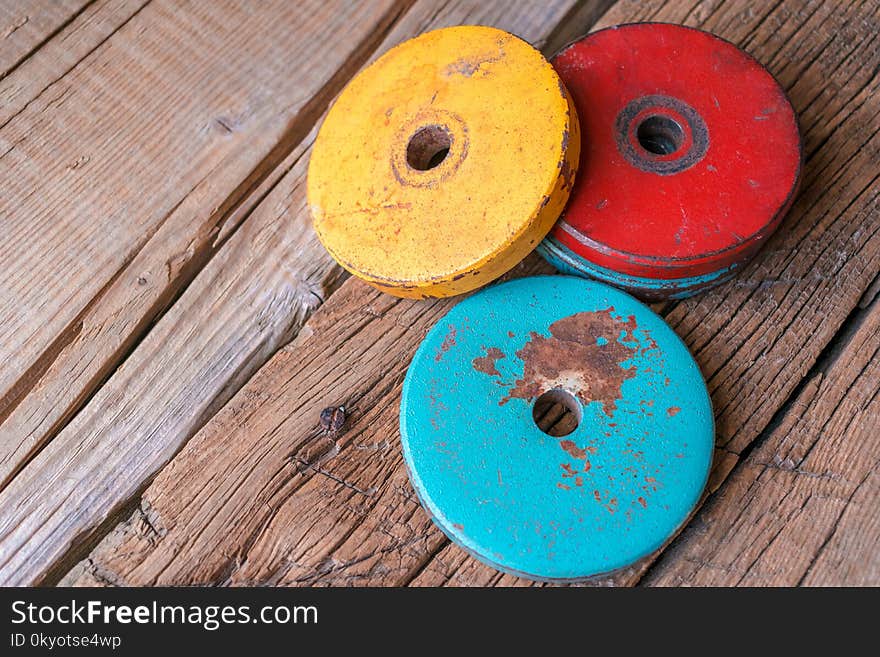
left=546, top=23, right=801, bottom=285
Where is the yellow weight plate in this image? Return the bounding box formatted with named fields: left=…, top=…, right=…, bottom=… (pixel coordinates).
left=307, top=25, right=580, bottom=299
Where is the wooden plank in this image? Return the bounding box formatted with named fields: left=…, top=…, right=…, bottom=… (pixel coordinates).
left=1, top=0, right=587, bottom=587
left=61, top=257, right=552, bottom=587
left=0, top=0, right=407, bottom=486
left=0, top=0, right=416, bottom=585
left=1, top=0, right=149, bottom=130
left=801, top=474, right=880, bottom=586
left=642, top=294, right=880, bottom=586
left=67, top=0, right=880, bottom=586
left=57, top=0, right=591, bottom=587
left=0, top=0, right=87, bottom=77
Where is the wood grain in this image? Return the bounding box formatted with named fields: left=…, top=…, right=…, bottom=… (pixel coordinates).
left=0, top=0, right=88, bottom=78
left=58, top=0, right=595, bottom=587
left=63, top=0, right=880, bottom=588
left=1, top=0, right=149, bottom=130
left=61, top=256, right=551, bottom=587
left=0, top=0, right=412, bottom=585
left=643, top=292, right=880, bottom=586
left=0, top=0, right=407, bottom=487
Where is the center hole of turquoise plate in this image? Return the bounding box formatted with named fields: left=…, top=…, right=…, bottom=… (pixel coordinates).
left=532, top=388, right=581, bottom=437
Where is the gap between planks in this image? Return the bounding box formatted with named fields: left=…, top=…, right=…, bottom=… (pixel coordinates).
left=0, top=0, right=90, bottom=80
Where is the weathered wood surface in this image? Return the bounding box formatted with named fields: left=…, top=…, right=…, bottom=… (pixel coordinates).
left=0, top=0, right=592, bottom=586
left=0, top=0, right=404, bottom=488
left=0, top=0, right=876, bottom=587
left=0, top=0, right=409, bottom=584
left=0, top=0, right=87, bottom=77
left=1, top=1, right=149, bottom=129
left=644, top=291, right=880, bottom=586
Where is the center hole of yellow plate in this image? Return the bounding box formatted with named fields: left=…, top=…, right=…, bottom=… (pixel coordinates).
left=406, top=125, right=451, bottom=170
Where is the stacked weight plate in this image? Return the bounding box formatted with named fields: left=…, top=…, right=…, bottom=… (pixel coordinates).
left=538, top=24, right=801, bottom=299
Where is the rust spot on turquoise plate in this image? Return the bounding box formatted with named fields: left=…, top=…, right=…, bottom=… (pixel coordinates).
left=472, top=347, right=505, bottom=376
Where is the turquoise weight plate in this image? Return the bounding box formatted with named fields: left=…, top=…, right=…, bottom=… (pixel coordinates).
left=400, top=275, right=714, bottom=581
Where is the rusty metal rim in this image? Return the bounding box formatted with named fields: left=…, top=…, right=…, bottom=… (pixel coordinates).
left=555, top=189, right=793, bottom=270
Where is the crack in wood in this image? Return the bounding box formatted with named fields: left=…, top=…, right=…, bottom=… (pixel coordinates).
left=294, top=458, right=378, bottom=498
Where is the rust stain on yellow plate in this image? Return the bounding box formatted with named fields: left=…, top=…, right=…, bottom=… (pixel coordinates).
left=308, top=25, right=580, bottom=298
